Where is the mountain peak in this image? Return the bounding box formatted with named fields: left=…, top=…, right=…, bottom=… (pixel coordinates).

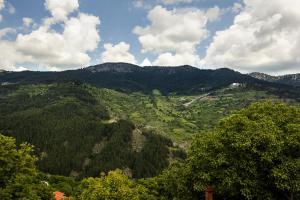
left=249, top=72, right=300, bottom=86
left=86, top=62, right=141, bottom=73
left=249, top=72, right=278, bottom=81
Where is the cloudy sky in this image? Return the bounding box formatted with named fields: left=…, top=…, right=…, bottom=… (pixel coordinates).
left=0, top=0, right=299, bottom=75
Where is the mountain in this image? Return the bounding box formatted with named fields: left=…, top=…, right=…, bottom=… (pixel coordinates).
left=0, top=63, right=299, bottom=178
left=249, top=72, right=300, bottom=86
left=1, top=63, right=299, bottom=99
left=0, top=82, right=184, bottom=178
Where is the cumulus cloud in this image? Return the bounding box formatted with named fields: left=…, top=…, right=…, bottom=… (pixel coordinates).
left=134, top=6, right=210, bottom=54
left=0, top=30, right=29, bottom=71
left=232, top=3, right=243, bottom=13
left=44, top=0, right=79, bottom=23
left=132, top=0, right=152, bottom=10
left=16, top=13, right=100, bottom=70
left=134, top=5, right=218, bottom=66
left=0, top=27, right=14, bottom=38
left=154, top=52, right=200, bottom=66
left=0, top=0, right=100, bottom=71
left=101, top=42, right=137, bottom=64
left=23, top=17, right=34, bottom=27
left=206, top=6, right=221, bottom=22
left=203, top=0, right=300, bottom=74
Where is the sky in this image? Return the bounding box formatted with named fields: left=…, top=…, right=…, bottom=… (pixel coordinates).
left=0, top=0, right=299, bottom=75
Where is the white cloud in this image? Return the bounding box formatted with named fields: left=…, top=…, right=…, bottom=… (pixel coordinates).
left=134, top=6, right=211, bottom=54
left=0, top=30, right=29, bottom=71
left=203, top=0, right=300, bottom=75
left=134, top=5, right=217, bottom=66
left=101, top=42, right=137, bottom=64
left=0, top=0, right=100, bottom=71
left=16, top=13, right=100, bottom=70
left=206, top=6, right=221, bottom=22
left=23, top=17, right=34, bottom=27
left=44, top=0, right=79, bottom=22
left=0, top=27, right=14, bottom=38
left=160, top=0, right=193, bottom=5
left=232, top=3, right=243, bottom=13
left=141, top=58, right=152, bottom=66
left=132, top=0, right=152, bottom=10
left=154, top=52, right=200, bottom=66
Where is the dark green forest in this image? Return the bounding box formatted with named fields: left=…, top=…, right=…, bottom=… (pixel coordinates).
left=1, top=102, right=299, bottom=199
left=0, top=65, right=300, bottom=199
left=0, top=82, right=180, bottom=178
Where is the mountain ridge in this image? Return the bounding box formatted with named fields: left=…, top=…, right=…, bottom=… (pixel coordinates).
left=0, top=63, right=299, bottom=100
left=1, top=63, right=299, bottom=178
left=249, top=72, right=300, bottom=86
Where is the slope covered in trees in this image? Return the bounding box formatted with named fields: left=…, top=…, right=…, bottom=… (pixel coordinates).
left=0, top=82, right=179, bottom=178
left=1, top=63, right=299, bottom=99
left=0, top=78, right=299, bottom=179
left=2, top=102, right=299, bottom=199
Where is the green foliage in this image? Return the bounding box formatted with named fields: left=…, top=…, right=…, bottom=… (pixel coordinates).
left=188, top=102, right=300, bottom=199
left=0, top=133, right=52, bottom=200
left=0, top=82, right=298, bottom=181
left=38, top=173, right=79, bottom=196
left=141, top=161, right=198, bottom=200
left=77, top=169, right=153, bottom=200
left=0, top=83, right=175, bottom=178
left=133, top=132, right=172, bottom=178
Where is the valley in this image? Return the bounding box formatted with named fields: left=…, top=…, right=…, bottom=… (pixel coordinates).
left=0, top=64, right=299, bottom=179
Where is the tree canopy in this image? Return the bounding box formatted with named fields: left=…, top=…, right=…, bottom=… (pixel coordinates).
left=188, top=102, right=300, bottom=199
left=0, top=133, right=52, bottom=200
left=76, top=169, right=153, bottom=200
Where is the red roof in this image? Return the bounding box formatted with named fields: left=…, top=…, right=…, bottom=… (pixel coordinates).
left=54, top=191, right=65, bottom=200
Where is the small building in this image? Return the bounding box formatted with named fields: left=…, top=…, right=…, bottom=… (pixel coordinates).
left=53, top=191, right=73, bottom=200
left=229, top=82, right=242, bottom=88
left=54, top=191, right=65, bottom=200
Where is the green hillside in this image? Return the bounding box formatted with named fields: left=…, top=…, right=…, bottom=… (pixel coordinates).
left=0, top=80, right=297, bottom=179
left=0, top=82, right=181, bottom=178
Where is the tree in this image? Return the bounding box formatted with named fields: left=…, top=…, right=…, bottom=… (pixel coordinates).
left=188, top=102, right=300, bottom=200
left=142, top=161, right=198, bottom=200
left=77, top=169, right=153, bottom=200
left=0, top=133, right=52, bottom=200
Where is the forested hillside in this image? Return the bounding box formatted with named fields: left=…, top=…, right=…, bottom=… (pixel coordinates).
left=0, top=63, right=299, bottom=179
left=1, top=63, right=299, bottom=99
left=0, top=82, right=181, bottom=178
left=1, top=102, right=299, bottom=199
left=0, top=78, right=298, bottom=179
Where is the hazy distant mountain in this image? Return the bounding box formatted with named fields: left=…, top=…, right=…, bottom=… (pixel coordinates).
left=249, top=72, right=300, bottom=87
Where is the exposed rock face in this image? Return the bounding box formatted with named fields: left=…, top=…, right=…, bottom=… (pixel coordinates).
left=131, top=129, right=146, bottom=153
left=249, top=72, right=300, bottom=86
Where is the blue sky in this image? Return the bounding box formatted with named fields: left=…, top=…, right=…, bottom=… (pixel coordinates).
left=0, top=0, right=299, bottom=75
